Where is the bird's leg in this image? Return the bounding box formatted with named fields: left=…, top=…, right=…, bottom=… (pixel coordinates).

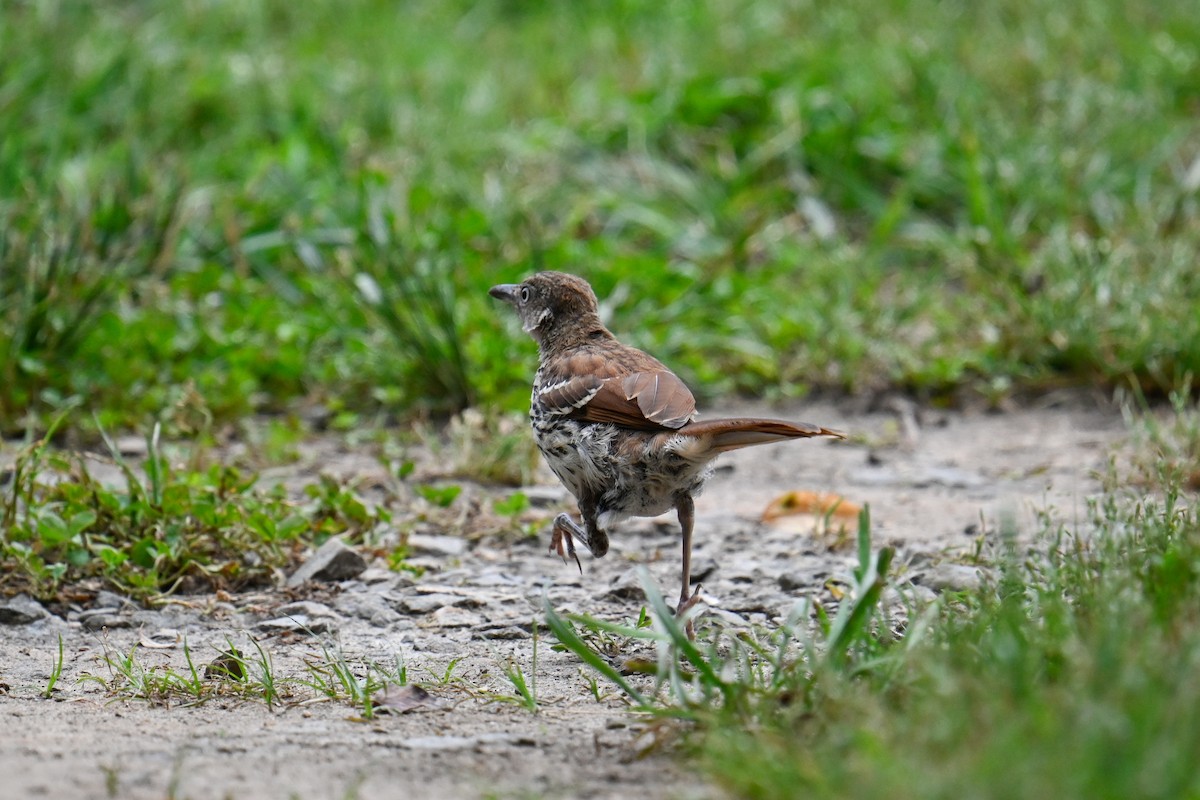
left=550, top=513, right=588, bottom=573
left=675, top=494, right=702, bottom=640
left=579, top=498, right=609, bottom=558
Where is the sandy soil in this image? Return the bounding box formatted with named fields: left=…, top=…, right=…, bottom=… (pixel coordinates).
left=0, top=397, right=1125, bottom=800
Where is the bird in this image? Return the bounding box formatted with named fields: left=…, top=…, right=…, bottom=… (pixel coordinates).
left=489, top=271, right=843, bottom=638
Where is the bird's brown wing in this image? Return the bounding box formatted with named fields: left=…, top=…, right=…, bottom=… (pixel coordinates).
left=583, top=370, right=697, bottom=430
left=537, top=353, right=697, bottom=431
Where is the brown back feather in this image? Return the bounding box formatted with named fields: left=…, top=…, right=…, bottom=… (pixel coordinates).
left=572, top=371, right=696, bottom=430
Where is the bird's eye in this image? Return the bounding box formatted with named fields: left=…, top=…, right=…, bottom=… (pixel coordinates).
left=519, top=286, right=531, bottom=303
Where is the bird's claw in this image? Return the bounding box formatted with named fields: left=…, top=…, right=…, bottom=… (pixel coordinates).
left=549, top=529, right=583, bottom=574
left=550, top=513, right=588, bottom=574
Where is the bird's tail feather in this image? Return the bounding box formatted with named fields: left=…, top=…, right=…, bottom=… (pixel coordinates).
left=678, top=417, right=844, bottom=453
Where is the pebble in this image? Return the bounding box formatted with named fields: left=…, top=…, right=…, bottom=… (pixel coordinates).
left=359, top=567, right=405, bottom=585
left=255, top=614, right=334, bottom=634
left=286, top=538, right=367, bottom=587
left=914, top=563, right=986, bottom=593
left=411, top=586, right=498, bottom=607
left=0, top=595, right=48, bottom=625
left=80, top=612, right=131, bottom=631
left=689, top=555, right=719, bottom=583
left=469, top=570, right=524, bottom=587
left=400, top=735, right=476, bottom=751
left=334, top=592, right=402, bottom=626
left=93, top=590, right=135, bottom=611
left=391, top=593, right=466, bottom=615
left=777, top=570, right=823, bottom=592
left=425, top=607, right=481, bottom=628
left=275, top=600, right=339, bottom=619
left=407, top=533, right=468, bottom=557
left=605, top=569, right=645, bottom=601
left=475, top=625, right=529, bottom=640
left=113, top=435, right=148, bottom=456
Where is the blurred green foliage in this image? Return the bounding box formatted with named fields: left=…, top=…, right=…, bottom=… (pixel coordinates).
left=1, top=0, right=1198, bottom=431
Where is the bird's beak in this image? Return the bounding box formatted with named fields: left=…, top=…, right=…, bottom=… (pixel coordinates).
left=489, top=284, right=519, bottom=303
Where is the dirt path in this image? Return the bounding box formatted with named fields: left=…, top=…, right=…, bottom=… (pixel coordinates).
left=0, top=399, right=1124, bottom=800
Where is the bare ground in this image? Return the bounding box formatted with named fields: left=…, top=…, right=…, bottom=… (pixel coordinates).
left=0, top=398, right=1125, bottom=800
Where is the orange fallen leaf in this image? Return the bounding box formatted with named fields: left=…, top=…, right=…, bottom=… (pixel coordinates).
left=762, top=491, right=860, bottom=522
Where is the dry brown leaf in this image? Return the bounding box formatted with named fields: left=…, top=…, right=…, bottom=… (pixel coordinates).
left=762, top=490, right=860, bottom=522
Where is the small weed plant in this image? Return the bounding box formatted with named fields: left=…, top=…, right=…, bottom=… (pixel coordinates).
left=0, top=419, right=390, bottom=601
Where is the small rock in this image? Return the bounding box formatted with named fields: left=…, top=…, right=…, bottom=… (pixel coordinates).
left=0, top=594, right=48, bottom=625
left=334, top=593, right=401, bottom=626
left=777, top=571, right=820, bottom=592
left=80, top=612, right=131, bottom=631
left=412, top=586, right=496, bottom=608
left=914, top=563, right=985, bottom=593
left=375, top=684, right=445, bottom=714
left=275, top=600, right=339, bottom=619
left=475, top=625, right=529, bottom=640
left=359, top=567, right=402, bottom=585
left=475, top=732, right=537, bottom=747
left=470, top=570, right=523, bottom=587
left=898, top=583, right=939, bottom=605
left=132, top=607, right=201, bottom=629
left=255, top=614, right=333, bottom=634
left=722, top=556, right=764, bottom=584
left=689, top=555, right=718, bottom=583
left=113, top=435, right=148, bottom=457
left=423, top=606, right=481, bottom=628
left=903, top=547, right=938, bottom=568
left=707, top=607, right=753, bottom=627
left=93, top=590, right=134, bottom=611
left=605, top=569, right=644, bottom=601
left=406, top=533, right=468, bottom=557
left=287, top=538, right=367, bottom=587
left=391, top=593, right=465, bottom=615
left=402, top=735, right=476, bottom=751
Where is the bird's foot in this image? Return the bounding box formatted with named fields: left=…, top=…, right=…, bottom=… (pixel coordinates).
left=677, top=584, right=703, bottom=641
left=550, top=513, right=589, bottom=574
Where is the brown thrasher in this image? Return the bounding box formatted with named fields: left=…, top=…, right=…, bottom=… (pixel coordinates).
left=490, top=271, right=842, bottom=637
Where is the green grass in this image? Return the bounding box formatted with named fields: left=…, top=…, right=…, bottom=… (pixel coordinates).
left=0, top=416, right=396, bottom=601
left=80, top=635, right=412, bottom=715
left=1, top=0, right=1198, bottom=433
left=546, top=407, right=1200, bottom=800
left=699, top=493, right=1200, bottom=800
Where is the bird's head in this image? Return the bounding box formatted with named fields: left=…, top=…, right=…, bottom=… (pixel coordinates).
left=489, top=271, right=604, bottom=348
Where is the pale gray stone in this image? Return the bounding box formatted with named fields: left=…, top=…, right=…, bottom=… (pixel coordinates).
left=0, top=594, right=48, bottom=625
left=286, top=538, right=367, bottom=587
left=916, top=563, right=986, bottom=593
left=407, top=533, right=468, bottom=557
left=254, top=614, right=333, bottom=634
